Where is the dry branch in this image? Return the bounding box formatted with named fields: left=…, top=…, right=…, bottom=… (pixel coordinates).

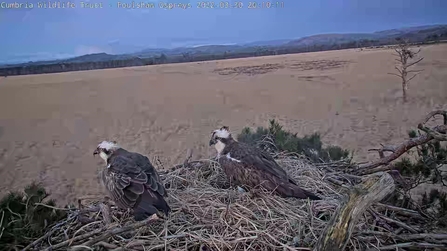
left=314, top=172, right=395, bottom=251
left=358, top=231, right=447, bottom=242
left=373, top=203, right=426, bottom=220
left=356, top=110, right=447, bottom=175
left=366, top=242, right=446, bottom=250
left=377, top=214, right=420, bottom=233
left=81, top=214, right=159, bottom=247
left=419, top=110, right=447, bottom=126
left=41, top=214, right=160, bottom=251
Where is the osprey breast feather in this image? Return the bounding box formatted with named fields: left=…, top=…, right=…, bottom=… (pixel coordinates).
left=209, top=126, right=321, bottom=200
left=93, top=141, right=171, bottom=221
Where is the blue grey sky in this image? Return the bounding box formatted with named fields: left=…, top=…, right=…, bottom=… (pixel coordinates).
left=0, top=0, right=446, bottom=63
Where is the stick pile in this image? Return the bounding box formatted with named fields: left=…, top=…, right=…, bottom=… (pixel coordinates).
left=22, top=152, right=446, bottom=251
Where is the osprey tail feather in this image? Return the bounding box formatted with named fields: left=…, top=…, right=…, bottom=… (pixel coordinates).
left=277, top=183, right=321, bottom=200
left=133, top=189, right=171, bottom=221
left=300, top=189, right=321, bottom=200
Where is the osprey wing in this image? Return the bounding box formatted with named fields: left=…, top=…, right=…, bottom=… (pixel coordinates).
left=219, top=147, right=321, bottom=200
left=125, top=152, right=168, bottom=197
left=227, top=142, right=290, bottom=181
left=104, top=154, right=170, bottom=219
left=102, top=155, right=146, bottom=209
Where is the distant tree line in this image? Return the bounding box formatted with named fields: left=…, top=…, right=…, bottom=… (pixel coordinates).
left=1, top=36, right=446, bottom=77
left=143, top=39, right=383, bottom=66
left=424, top=31, right=447, bottom=43
left=0, top=58, right=147, bottom=76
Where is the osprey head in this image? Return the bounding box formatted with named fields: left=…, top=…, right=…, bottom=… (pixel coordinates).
left=93, top=140, right=120, bottom=162
left=209, top=126, right=233, bottom=155
left=209, top=126, right=231, bottom=146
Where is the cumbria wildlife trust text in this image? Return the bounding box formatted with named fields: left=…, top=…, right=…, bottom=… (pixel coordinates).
left=1, top=1, right=191, bottom=9
left=1, top=1, right=103, bottom=8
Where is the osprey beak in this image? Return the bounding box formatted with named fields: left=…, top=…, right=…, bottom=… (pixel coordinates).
left=93, top=148, right=99, bottom=156
left=209, top=138, right=216, bottom=146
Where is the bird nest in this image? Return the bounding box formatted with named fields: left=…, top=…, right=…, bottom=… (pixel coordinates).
left=21, top=153, right=446, bottom=251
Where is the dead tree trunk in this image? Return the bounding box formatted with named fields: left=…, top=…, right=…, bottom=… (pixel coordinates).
left=314, top=172, right=395, bottom=251
left=402, top=73, right=408, bottom=103
left=388, top=39, right=424, bottom=103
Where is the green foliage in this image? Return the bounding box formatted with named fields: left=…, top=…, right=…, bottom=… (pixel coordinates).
left=0, top=182, right=66, bottom=250
left=390, top=129, right=447, bottom=223
left=422, top=189, right=447, bottom=226
left=394, top=130, right=447, bottom=182
left=237, top=119, right=350, bottom=162
left=408, top=129, right=417, bottom=138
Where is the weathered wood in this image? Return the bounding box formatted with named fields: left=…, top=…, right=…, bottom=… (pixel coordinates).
left=314, top=172, right=395, bottom=251
left=356, top=110, right=447, bottom=175
left=356, top=124, right=447, bottom=175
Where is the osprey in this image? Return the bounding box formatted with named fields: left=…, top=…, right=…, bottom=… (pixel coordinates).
left=209, top=126, right=321, bottom=200
left=93, top=141, right=171, bottom=220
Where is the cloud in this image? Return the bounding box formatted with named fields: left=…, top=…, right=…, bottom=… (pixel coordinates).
left=74, top=45, right=109, bottom=55
left=0, top=44, right=113, bottom=64
left=0, top=52, right=76, bottom=64
left=107, top=39, right=120, bottom=45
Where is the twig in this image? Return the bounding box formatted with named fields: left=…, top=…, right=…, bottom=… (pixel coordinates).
left=418, top=124, right=447, bottom=141
left=0, top=210, right=4, bottom=240
left=356, top=110, right=447, bottom=174
left=183, top=149, right=193, bottom=168
left=377, top=214, right=420, bottom=233
left=42, top=227, right=105, bottom=251
left=34, top=203, right=71, bottom=211
left=373, top=203, right=426, bottom=220
left=366, top=242, right=446, bottom=250
left=99, top=203, right=112, bottom=225
left=368, top=145, right=396, bottom=159
left=82, top=214, right=160, bottom=247
left=358, top=231, right=447, bottom=241
left=418, top=110, right=447, bottom=125
left=22, top=227, right=58, bottom=251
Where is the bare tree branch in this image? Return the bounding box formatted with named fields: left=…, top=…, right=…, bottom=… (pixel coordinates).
left=387, top=73, right=403, bottom=78
left=355, top=110, right=447, bottom=175
left=368, top=145, right=396, bottom=159
left=407, top=69, right=424, bottom=73
left=418, top=110, right=447, bottom=126
left=418, top=125, right=447, bottom=141
left=407, top=73, right=421, bottom=83
left=407, top=57, right=424, bottom=68
left=394, top=66, right=403, bottom=75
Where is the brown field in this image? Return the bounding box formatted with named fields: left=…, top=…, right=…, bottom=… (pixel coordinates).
left=0, top=44, right=446, bottom=206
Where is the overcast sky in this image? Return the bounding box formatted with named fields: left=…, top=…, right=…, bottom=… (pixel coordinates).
left=1, top=0, right=446, bottom=63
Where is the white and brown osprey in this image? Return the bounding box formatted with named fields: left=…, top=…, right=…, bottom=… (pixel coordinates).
left=93, top=141, right=171, bottom=220
left=209, top=126, right=321, bottom=200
